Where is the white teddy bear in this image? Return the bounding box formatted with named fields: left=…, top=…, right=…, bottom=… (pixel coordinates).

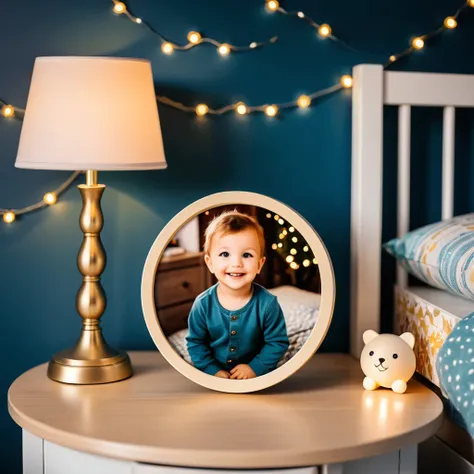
left=360, top=330, right=416, bottom=394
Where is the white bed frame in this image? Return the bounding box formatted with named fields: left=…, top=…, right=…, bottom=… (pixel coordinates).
left=350, top=63, right=474, bottom=359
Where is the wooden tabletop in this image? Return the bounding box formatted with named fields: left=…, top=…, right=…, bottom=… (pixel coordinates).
left=8, top=351, right=443, bottom=469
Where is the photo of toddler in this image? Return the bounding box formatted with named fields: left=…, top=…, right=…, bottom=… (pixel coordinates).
left=186, top=211, right=290, bottom=379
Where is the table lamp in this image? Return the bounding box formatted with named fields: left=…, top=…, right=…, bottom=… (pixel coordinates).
left=15, top=56, right=167, bottom=384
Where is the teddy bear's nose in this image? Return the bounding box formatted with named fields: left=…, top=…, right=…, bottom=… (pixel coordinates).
left=379, top=358, right=385, bottom=363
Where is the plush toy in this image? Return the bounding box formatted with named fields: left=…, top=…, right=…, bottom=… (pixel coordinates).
left=360, top=330, right=416, bottom=394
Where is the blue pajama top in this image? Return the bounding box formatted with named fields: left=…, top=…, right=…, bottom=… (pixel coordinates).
left=186, top=283, right=289, bottom=376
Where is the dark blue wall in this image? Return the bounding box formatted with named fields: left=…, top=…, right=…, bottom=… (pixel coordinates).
left=1, top=1, right=473, bottom=471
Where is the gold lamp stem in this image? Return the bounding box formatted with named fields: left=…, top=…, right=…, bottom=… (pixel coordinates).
left=47, top=170, right=132, bottom=384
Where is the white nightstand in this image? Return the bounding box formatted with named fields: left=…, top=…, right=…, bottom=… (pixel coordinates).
left=8, top=352, right=443, bottom=474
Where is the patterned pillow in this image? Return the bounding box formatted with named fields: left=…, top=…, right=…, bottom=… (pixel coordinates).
left=436, top=312, right=474, bottom=437
left=384, top=213, right=474, bottom=300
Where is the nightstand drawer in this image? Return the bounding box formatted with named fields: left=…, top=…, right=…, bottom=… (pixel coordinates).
left=156, top=265, right=205, bottom=308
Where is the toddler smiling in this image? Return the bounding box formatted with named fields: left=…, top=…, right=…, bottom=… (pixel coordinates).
left=186, top=211, right=289, bottom=379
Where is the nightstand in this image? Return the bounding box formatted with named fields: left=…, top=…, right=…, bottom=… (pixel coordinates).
left=9, top=352, right=443, bottom=474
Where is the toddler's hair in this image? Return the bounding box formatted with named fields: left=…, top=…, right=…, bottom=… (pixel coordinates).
left=204, top=210, right=265, bottom=256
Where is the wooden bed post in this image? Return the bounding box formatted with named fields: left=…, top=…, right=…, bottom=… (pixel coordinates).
left=350, top=64, right=384, bottom=358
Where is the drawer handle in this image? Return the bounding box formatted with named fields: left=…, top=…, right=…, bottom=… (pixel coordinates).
left=182, top=281, right=190, bottom=289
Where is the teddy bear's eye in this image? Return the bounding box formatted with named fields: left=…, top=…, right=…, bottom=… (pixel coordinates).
left=393, top=353, right=398, bottom=359
left=369, top=351, right=374, bottom=356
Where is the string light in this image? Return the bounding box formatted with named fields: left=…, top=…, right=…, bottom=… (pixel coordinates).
left=297, top=95, right=311, bottom=108
left=43, top=192, right=57, bottom=205
left=113, top=2, right=126, bottom=14
left=412, top=37, right=424, bottom=50
left=3, top=212, right=16, bottom=224
left=187, top=31, right=202, bottom=44
left=292, top=236, right=298, bottom=243
left=236, top=103, right=248, bottom=115
left=286, top=255, right=294, bottom=263
left=265, top=105, right=278, bottom=116
left=266, top=213, right=271, bottom=218
left=289, top=227, right=295, bottom=232
left=266, top=0, right=279, bottom=12
left=195, top=104, right=209, bottom=116
left=162, top=43, right=174, bottom=55
left=111, top=1, right=278, bottom=54
left=267, top=1, right=472, bottom=68
left=303, top=245, right=309, bottom=252
left=290, top=248, right=297, bottom=255
left=218, top=44, right=231, bottom=56
left=2, top=105, right=14, bottom=118
left=303, top=259, right=311, bottom=267
left=318, top=24, right=331, bottom=38
left=1, top=171, right=81, bottom=224
left=272, top=243, right=278, bottom=249
left=341, top=75, right=353, bottom=88
left=278, top=218, right=284, bottom=225
left=444, top=17, right=457, bottom=28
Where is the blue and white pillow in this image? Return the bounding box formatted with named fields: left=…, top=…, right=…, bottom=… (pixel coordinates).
left=436, top=312, right=474, bottom=437
left=384, top=213, right=474, bottom=300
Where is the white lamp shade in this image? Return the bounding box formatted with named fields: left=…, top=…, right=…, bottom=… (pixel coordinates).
left=15, top=57, right=167, bottom=171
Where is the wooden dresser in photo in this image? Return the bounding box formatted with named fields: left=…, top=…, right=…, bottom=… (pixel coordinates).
left=154, top=251, right=211, bottom=336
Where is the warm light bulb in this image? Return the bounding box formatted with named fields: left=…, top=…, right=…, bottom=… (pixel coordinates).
left=135, top=18, right=142, bottom=24
left=341, top=75, right=353, bottom=88
left=249, top=42, right=257, bottom=49
left=389, top=55, right=396, bottom=62
left=303, top=259, right=311, bottom=267
left=468, top=0, right=474, bottom=7
left=286, top=255, right=294, bottom=263
left=2, top=105, right=14, bottom=117
left=266, top=0, right=279, bottom=12
left=297, top=12, right=305, bottom=18
left=43, top=192, right=57, bottom=205
left=236, top=103, right=248, bottom=115
left=282, top=229, right=287, bottom=235
left=297, top=95, right=311, bottom=108
left=266, top=213, right=271, bottom=218
left=3, top=212, right=16, bottom=223
left=195, top=104, right=209, bottom=116
left=290, top=248, right=297, bottom=255
left=313, top=258, right=317, bottom=265
left=290, top=262, right=299, bottom=270
left=274, top=215, right=280, bottom=220
left=113, top=2, right=126, bottom=14
left=188, top=31, right=202, bottom=44
left=292, top=237, right=298, bottom=243
left=444, top=17, right=457, bottom=28
left=303, top=245, right=309, bottom=252
left=412, top=37, right=424, bottom=50
left=162, top=42, right=174, bottom=54
left=279, top=233, right=285, bottom=239
left=289, top=226, right=295, bottom=232
left=272, top=243, right=278, bottom=250
left=278, top=218, right=284, bottom=225
left=265, top=105, right=278, bottom=117
left=278, top=243, right=283, bottom=248
left=218, top=44, right=231, bottom=56
left=318, top=24, right=331, bottom=37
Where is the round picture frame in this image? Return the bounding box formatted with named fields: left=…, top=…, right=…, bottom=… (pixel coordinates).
left=141, top=191, right=335, bottom=393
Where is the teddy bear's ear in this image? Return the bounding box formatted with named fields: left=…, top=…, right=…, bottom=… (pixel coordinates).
left=400, top=332, right=415, bottom=349
left=363, top=329, right=379, bottom=344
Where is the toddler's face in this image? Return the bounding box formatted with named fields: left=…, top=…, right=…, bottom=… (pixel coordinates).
left=205, top=229, right=265, bottom=292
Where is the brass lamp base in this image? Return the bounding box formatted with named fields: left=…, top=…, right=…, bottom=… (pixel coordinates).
left=47, top=170, right=133, bottom=385
left=47, top=316, right=133, bottom=384
left=47, top=351, right=132, bottom=385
